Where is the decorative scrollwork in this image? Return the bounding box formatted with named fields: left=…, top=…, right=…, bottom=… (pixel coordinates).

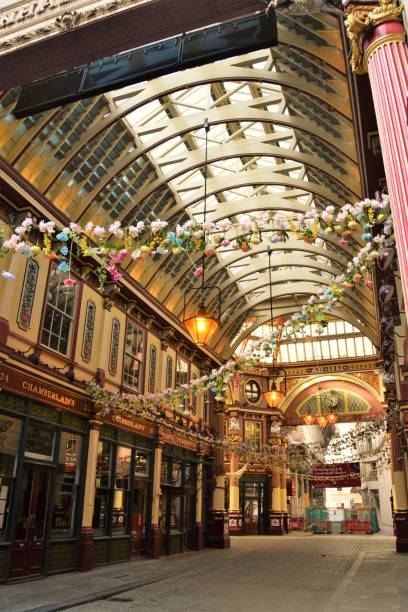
left=345, top=0, right=405, bottom=74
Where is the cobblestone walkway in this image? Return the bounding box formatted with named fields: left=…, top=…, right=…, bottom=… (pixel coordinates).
left=1, top=534, right=407, bottom=612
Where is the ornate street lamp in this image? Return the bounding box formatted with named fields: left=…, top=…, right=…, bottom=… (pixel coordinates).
left=183, top=119, right=221, bottom=346
left=262, top=248, right=286, bottom=409
left=303, top=413, right=315, bottom=426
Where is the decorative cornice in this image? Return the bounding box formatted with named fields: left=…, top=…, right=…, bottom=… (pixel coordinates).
left=345, top=0, right=405, bottom=73
left=0, top=0, right=149, bottom=54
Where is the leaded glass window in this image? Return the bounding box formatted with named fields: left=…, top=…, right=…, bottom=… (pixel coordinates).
left=108, top=318, right=120, bottom=376
left=18, top=258, right=39, bottom=330
left=166, top=356, right=173, bottom=389
left=40, top=268, right=78, bottom=356
left=244, top=420, right=261, bottom=451
left=81, top=300, right=96, bottom=363
left=148, top=345, right=157, bottom=393
left=123, top=321, right=144, bottom=391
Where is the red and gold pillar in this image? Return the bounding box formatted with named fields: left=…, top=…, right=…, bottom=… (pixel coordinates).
left=345, top=1, right=408, bottom=307
left=227, top=413, right=243, bottom=535
left=267, top=417, right=285, bottom=535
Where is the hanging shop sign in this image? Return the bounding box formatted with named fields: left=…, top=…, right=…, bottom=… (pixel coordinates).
left=0, top=362, right=89, bottom=414
left=312, top=462, right=361, bottom=488
left=159, top=429, right=199, bottom=452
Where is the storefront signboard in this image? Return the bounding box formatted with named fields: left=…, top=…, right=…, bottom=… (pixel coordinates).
left=0, top=363, right=88, bottom=415
left=160, top=429, right=198, bottom=451
left=106, top=413, right=155, bottom=438
left=312, top=462, right=361, bottom=488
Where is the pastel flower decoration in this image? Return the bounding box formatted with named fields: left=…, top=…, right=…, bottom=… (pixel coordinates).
left=56, top=231, right=69, bottom=242
left=4, top=234, right=20, bottom=250
left=1, top=271, right=16, bottom=279
left=361, top=233, right=372, bottom=241
left=364, top=280, right=373, bottom=288
left=339, top=239, right=349, bottom=246
left=109, top=221, right=124, bottom=239
left=60, top=245, right=69, bottom=256
left=85, top=221, right=94, bottom=233
left=30, top=245, right=42, bottom=256
left=38, top=220, right=55, bottom=234
left=94, top=225, right=105, bottom=239
left=69, top=222, right=82, bottom=234
left=63, top=277, right=76, bottom=287
left=57, top=261, right=70, bottom=273
left=194, top=267, right=203, bottom=277
left=15, top=242, right=27, bottom=254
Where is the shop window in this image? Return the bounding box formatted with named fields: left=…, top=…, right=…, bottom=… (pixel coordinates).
left=172, top=461, right=183, bottom=487
left=40, top=268, right=78, bottom=356
left=166, top=356, right=173, bottom=388
left=81, top=300, right=96, bottom=363
left=93, top=440, right=113, bottom=535
left=17, top=258, right=39, bottom=331
left=51, top=432, right=82, bottom=537
left=25, top=421, right=56, bottom=461
left=170, top=496, right=182, bottom=533
left=113, top=447, right=131, bottom=533
left=0, top=416, right=22, bottom=540
left=135, top=451, right=149, bottom=478
left=148, top=345, right=157, bottom=393
left=160, top=458, right=171, bottom=485
left=244, top=380, right=261, bottom=404
left=123, top=321, right=144, bottom=391
left=244, top=420, right=261, bottom=451
left=185, top=463, right=196, bottom=487
left=108, top=318, right=120, bottom=376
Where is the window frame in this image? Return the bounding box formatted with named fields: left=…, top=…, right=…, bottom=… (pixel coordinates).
left=122, top=318, right=146, bottom=393
left=244, top=379, right=262, bottom=405
left=38, top=264, right=81, bottom=359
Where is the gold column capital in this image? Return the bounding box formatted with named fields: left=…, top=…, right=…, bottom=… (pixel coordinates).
left=345, top=1, right=405, bottom=73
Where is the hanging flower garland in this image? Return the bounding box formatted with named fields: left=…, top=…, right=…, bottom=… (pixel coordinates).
left=0, top=195, right=391, bottom=290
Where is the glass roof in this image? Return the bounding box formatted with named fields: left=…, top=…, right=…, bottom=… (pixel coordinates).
left=0, top=11, right=377, bottom=358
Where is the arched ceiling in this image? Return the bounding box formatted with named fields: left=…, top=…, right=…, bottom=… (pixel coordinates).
left=0, top=11, right=377, bottom=359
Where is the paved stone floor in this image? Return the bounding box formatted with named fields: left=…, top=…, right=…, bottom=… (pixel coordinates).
left=1, top=534, right=407, bottom=612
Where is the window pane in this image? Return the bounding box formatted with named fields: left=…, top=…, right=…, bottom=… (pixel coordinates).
left=296, top=343, right=305, bottom=361
left=135, top=451, right=149, bottom=477
left=172, top=461, right=183, bottom=486
left=0, top=416, right=22, bottom=540
left=25, top=422, right=56, bottom=461
left=52, top=432, right=82, bottom=537
left=123, top=322, right=144, bottom=391
left=338, top=338, right=347, bottom=357
left=113, top=447, right=131, bottom=532
left=170, top=496, right=182, bottom=533
left=245, top=380, right=261, bottom=404
left=245, top=421, right=261, bottom=451
left=355, top=336, right=364, bottom=357
left=96, top=440, right=112, bottom=489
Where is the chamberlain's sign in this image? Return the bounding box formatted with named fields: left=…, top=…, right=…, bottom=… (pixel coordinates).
left=312, top=463, right=361, bottom=489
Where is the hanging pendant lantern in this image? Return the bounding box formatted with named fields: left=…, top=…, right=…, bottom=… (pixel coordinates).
left=182, top=119, right=222, bottom=346
left=316, top=414, right=328, bottom=428
left=303, top=414, right=315, bottom=426
left=326, top=412, right=338, bottom=425
left=263, top=379, right=285, bottom=409
left=183, top=302, right=219, bottom=346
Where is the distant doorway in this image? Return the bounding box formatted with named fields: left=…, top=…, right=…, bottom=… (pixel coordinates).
left=10, top=465, right=52, bottom=579
left=241, top=481, right=266, bottom=535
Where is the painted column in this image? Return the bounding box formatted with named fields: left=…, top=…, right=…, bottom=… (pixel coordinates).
left=148, top=440, right=163, bottom=558
left=77, top=418, right=101, bottom=571
left=280, top=470, right=289, bottom=533
left=208, top=400, right=230, bottom=548
left=390, top=418, right=408, bottom=551
left=345, top=1, right=408, bottom=309
left=227, top=413, right=243, bottom=535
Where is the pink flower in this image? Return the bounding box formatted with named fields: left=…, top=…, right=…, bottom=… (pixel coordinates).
left=63, top=277, right=76, bottom=287
left=364, top=280, right=373, bottom=288
left=115, top=249, right=128, bottom=262
left=194, top=267, right=203, bottom=277
left=221, top=239, right=230, bottom=247
left=339, top=239, right=349, bottom=246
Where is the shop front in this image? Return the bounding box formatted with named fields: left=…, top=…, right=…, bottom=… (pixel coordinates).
left=159, top=446, right=198, bottom=555
left=0, top=390, right=88, bottom=581
left=91, top=420, right=154, bottom=566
